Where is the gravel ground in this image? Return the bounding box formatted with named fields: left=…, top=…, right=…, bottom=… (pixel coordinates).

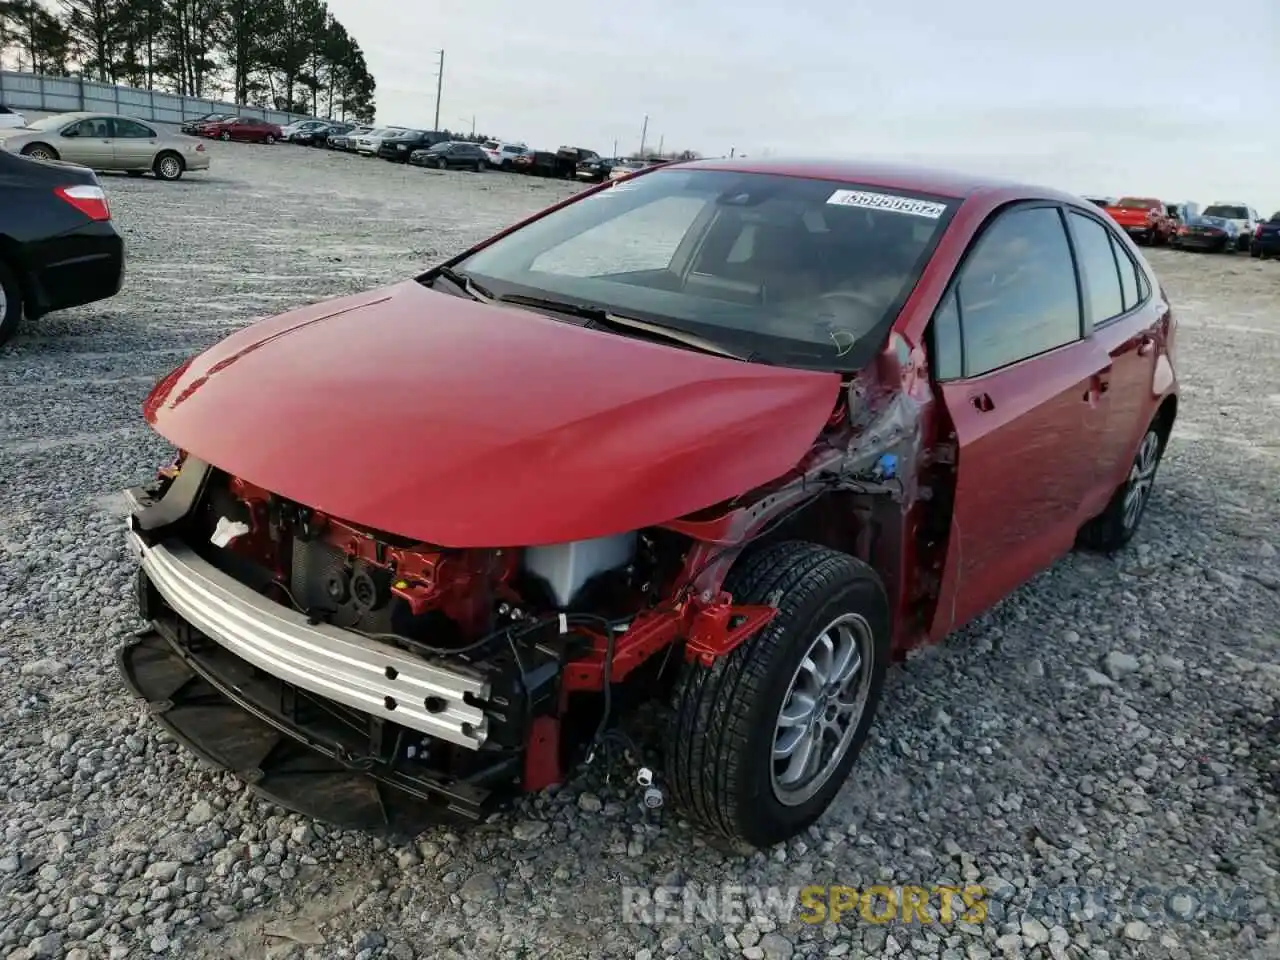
left=0, top=142, right=1277, bottom=960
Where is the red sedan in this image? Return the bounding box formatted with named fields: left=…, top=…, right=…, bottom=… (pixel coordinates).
left=201, top=117, right=282, bottom=144
left=120, top=158, right=1178, bottom=848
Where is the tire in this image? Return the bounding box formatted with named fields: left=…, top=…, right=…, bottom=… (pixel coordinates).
left=265, top=134, right=276, bottom=145
left=1250, top=247, right=1261, bottom=259
left=1077, top=421, right=1165, bottom=553
left=473, top=160, right=483, bottom=172
left=665, top=541, right=890, bottom=847
left=220, top=131, right=231, bottom=141
left=1237, top=235, right=1250, bottom=252
left=153, top=152, right=184, bottom=181
left=0, top=259, right=22, bottom=347
left=21, top=143, right=58, bottom=161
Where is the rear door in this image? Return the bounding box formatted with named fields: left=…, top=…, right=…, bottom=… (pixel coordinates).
left=110, top=117, right=159, bottom=168
left=928, top=203, right=1113, bottom=637
left=1064, top=208, right=1164, bottom=503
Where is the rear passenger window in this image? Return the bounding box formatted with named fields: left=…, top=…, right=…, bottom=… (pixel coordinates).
left=1113, top=234, right=1138, bottom=309
left=955, top=206, right=1082, bottom=377
left=1068, top=212, right=1124, bottom=325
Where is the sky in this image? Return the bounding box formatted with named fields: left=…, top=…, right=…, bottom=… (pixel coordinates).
left=324, top=0, right=1280, bottom=212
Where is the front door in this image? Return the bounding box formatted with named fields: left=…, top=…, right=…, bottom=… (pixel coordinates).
left=109, top=117, right=159, bottom=169
left=58, top=117, right=113, bottom=167
left=928, top=203, right=1112, bottom=638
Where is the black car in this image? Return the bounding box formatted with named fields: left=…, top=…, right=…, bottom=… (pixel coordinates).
left=0, top=151, right=124, bottom=345
left=1250, top=211, right=1280, bottom=260
left=293, top=122, right=353, bottom=146
left=574, top=155, right=616, bottom=182
left=181, top=113, right=233, bottom=136
left=408, top=141, right=487, bottom=171
left=1170, top=215, right=1239, bottom=253
left=378, top=129, right=449, bottom=162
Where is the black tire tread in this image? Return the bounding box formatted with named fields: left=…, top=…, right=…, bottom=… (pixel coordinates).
left=0, top=258, right=23, bottom=347
left=665, top=541, right=885, bottom=843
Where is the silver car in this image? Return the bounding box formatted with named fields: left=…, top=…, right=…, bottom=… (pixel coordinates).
left=0, top=112, right=211, bottom=181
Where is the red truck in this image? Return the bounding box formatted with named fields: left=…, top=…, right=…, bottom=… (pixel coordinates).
left=1103, top=196, right=1175, bottom=246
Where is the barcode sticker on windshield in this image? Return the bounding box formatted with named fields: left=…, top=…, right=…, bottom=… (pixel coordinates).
left=826, top=189, right=946, bottom=219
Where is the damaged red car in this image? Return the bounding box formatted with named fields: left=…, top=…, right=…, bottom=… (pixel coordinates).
left=120, top=159, right=1179, bottom=847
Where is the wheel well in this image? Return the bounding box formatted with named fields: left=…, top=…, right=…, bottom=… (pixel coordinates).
left=0, top=240, right=34, bottom=315
left=22, top=142, right=57, bottom=158
left=1152, top=395, right=1178, bottom=454
left=156, top=149, right=185, bottom=169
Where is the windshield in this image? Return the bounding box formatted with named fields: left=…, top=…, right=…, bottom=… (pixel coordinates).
left=1203, top=205, right=1248, bottom=220
left=452, top=168, right=957, bottom=369
left=1114, top=197, right=1156, bottom=209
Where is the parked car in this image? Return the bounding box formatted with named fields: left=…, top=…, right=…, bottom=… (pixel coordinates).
left=278, top=119, right=327, bottom=142
left=0, top=150, right=124, bottom=345
left=377, top=129, right=449, bottom=162
left=181, top=113, right=234, bottom=136
left=202, top=117, right=282, bottom=144
left=513, top=149, right=555, bottom=175
left=575, top=155, right=617, bottom=182
left=1080, top=195, right=1114, bottom=208
left=479, top=139, right=530, bottom=170
left=1102, top=196, right=1176, bottom=245
left=329, top=125, right=373, bottom=150
left=354, top=127, right=407, bottom=156
left=1200, top=202, right=1259, bottom=252
left=120, top=157, right=1178, bottom=848
left=1250, top=211, right=1280, bottom=259
left=408, top=140, right=488, bottom=170
left=292, top=122, right=353, bottom=147
left=1170, top=214, right=1239, bottom=252
left=608, top=159, right=647, bottom=180
left=0, top=104, right=27, bottom=129
left=0, top=112, right=210, bottom=181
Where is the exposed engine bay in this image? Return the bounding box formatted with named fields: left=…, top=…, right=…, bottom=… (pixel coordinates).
left=119, top=370, right=927, bottom=835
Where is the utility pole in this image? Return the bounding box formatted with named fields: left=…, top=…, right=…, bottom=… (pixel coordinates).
left=730, top=146, right=735, bottom=158
left=657, top=134, right=663, bottom=157
left=612, top=138, right=617, bottom=158
left=433, top=50, right=444, bottom=132
left=638, top=114, right=648, bottom=157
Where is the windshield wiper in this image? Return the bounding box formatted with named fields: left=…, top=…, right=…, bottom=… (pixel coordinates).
left=497, top=293, right=753, bottom=362
left=432, top=266, right=495, bottom=302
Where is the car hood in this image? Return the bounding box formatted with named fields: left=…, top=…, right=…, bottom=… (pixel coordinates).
left=144, top=281, right=842, bottom=548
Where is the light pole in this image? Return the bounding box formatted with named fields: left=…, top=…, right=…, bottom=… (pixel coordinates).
left=433, top=50, right=444, bottom=131
left=459, top=116, right=475, bottom=137
left=639, top=114, right=648, bottom=158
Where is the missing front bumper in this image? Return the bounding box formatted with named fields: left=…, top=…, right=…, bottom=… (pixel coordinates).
left=118, top=626, right=508, bottom=832
left=128, top=531, right=491, bottom=749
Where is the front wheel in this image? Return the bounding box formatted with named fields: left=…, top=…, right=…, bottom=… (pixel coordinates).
left=220, top=131, right=231, bottom=141
left=21, top=143, right=58, bottom=161
left=665, top=541, right=890, bottom=847
left=265, top=134, right=276, bottom=145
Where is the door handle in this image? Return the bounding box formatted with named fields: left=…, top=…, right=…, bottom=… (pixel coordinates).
left=970, top=392, right=994, bottom=413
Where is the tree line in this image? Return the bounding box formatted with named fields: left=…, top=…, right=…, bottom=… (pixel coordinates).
left=0, top=0, right=375, bottom=121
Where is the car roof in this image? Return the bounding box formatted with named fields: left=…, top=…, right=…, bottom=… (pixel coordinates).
left=671, top=156, right=1068, bottom=201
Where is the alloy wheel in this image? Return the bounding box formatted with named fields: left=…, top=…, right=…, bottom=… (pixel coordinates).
left=1122, top=430, right=1161, bottom=532
left=26, top=147, right=52, bottom=160
left=772, top=612, right=875, bottom=806
left=159, top=156, right=181, bottom=179
left=0, top=282, right=7, bottom=319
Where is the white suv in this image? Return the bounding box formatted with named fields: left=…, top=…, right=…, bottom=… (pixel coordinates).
left=0, top=104, right=27, bottom=130
left=1201, top=202, right=1259, bottom=251
left=480, top=140, right=529, bottom=170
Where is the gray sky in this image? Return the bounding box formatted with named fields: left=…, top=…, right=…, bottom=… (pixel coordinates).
left=327, top=0, right=1280, bottom=212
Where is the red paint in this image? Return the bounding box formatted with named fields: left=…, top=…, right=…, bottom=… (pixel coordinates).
left=522, top=716, right=563, bottom=791
left=201, top=118, right=283, bottom=143
left=146, top=156, right=1179, bottom=695
left=144, top=280, right=842, bottom=547
left=1101, top=197, right=1176, bottom=245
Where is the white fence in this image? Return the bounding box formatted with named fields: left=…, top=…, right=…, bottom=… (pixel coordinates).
left=0, top=70, right=316, bottom=126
